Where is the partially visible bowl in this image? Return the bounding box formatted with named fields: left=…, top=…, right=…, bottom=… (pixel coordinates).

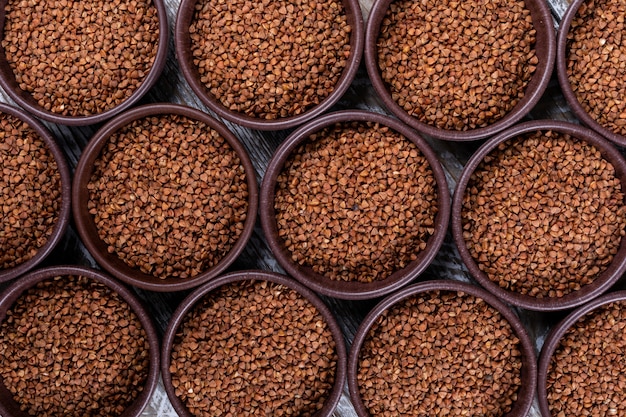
left=72, top=103, right=258, bottom=292
left=452, top=120, right=626, bottom=311
left=175, top=0, right=364, bottom=131
left=260, top=110, right=450, bottom=300
left=348, top=280, right=537, bottom=417
left=538, top=290, right=626, bottom=417
left=161, top=270, right=347, bottom=417
left=0, top=0, right=169, bottom=126
left=0, top=102, right=71, bottom=283
left=364, top=0, right=556, bottom=141
left=557, top=0, right=626, bottom=147
left=0, top=265, right=160, bottom=417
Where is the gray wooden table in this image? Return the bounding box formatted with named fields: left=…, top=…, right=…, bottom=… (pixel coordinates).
left=1, top=0, right=613, bottom=415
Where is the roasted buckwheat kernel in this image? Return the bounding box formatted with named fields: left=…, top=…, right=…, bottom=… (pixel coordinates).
left=547, top=300, right=626, bottom=417
left=87, top=114, right=249, bottom=279
left=0, top=112, right=61, bottom=270
left=0, top=275, right=150, bottom=417
left=2, top=0, right=160, bottom=117
left=189, top=0, right=352, bottom=120
left=170, top=280, right=338, bottom=417
left=377, top=0, right=538, bottom=131
left=462, top=130, right=626, bottom=298
left=274, top=122, right=439, bottom=283
left=357, top=290, right=523, bottom=416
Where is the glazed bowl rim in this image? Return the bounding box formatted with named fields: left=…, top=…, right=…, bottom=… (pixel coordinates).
left=160, top=269, right=348, bottom=417
left=347, top=279, right=537, bottom=417
left=451, top=119, right=626, bottom=311
left=259, top=109, right=451, bottom=300
left=0, top=265, right=161, bottom=417
left=72, top=102, right=259, bottom=292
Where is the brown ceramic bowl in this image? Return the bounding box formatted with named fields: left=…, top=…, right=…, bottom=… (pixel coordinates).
left=0, top=0, right=169, bottom=126
left=0, top=265, right=160, bottom=417
left=557, top=0, right=626, bottom=147
left=0, top=102, right=71, bottom=283
left=538, top=290, right=626, bottom=416
left=161, top=270, right=347, bottom=417
left=364, top=0, right=556, bottom=141
left=72, top=103, right=258, bottom=292
left=452, top=120, right=626, bottom=311
left=348, top=279, right=537, bottom=417
left=260, top=110, right=450, bottom=300
left=175, top=0, right=364, bottom=131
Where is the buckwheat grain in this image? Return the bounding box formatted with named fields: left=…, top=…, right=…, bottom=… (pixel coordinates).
left=274, top=121, right=439, bottom=283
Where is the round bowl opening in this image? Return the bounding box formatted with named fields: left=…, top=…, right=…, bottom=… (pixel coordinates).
left=0, top=265, right=160, bottom=417
left=537, top=291, right=626, bottom=417
left=260, top=110, right=450, bottom=300
left=364, top=0, right=556, bottom=141
left=557, top=0, right=626, bottom=146
left=0, top=0, right=169, bottom=126
left=452, top=120, right=626, bottom=311
left=175, top=0, right=364, bottom=131
left=0, top=103, right=71, bottom=283
left=347, top=280, right=537, bottom=417
left=161, top=270, right=347, bottom=417
left=72, top=103, right=258, bottom=292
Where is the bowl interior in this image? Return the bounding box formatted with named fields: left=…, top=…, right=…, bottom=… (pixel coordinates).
left=452, top=120, right=626, bottom=311
left=72, top=104, right=259, bottom=292
left=0, top=0, right=169, bottom=126
left=556, top=0, right=626, bottom=147
left=0, top=103, right=71, bottom=283
left=175, top=0, right=364, bottom=131
left=364, top=0, right=556, bottom=141
left=0, top=265, right=160, bottom=417
left=161, top=270, right=347, bottom=417
left=537, top=291, right=626, bottom=417
left=347, top=280, right=537, bottom=417
left=260, top=110, right=450, bottom=300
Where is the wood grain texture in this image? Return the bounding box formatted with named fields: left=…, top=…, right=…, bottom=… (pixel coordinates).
left=2, top=0, right=613, bottom=415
